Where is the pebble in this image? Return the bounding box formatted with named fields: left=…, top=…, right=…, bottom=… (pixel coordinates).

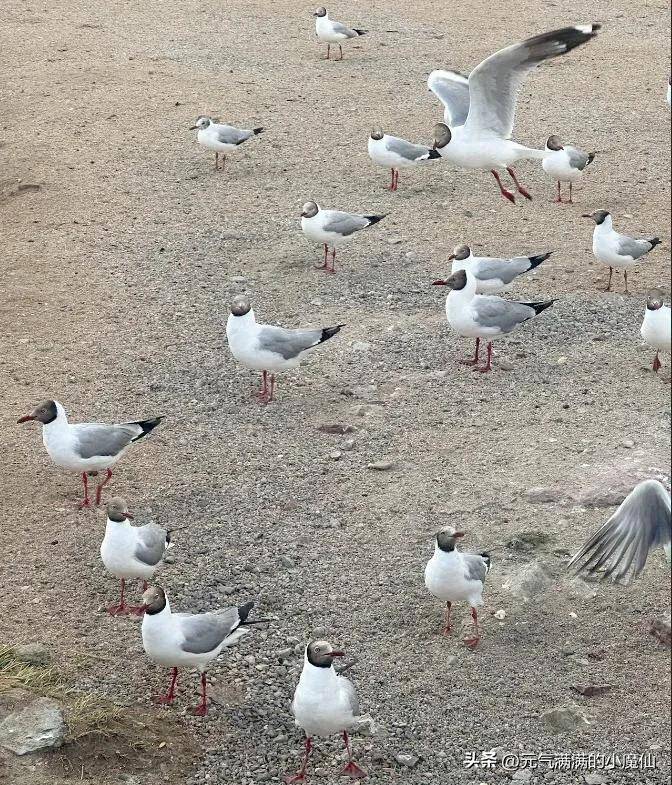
left=367, top=461, right=394, bottom=471
left=351, top=341, right=372, bottom=352
left=494, top=609, right=506, bottom=620
left=394, top=753, right=419, bottom=768
left=620, top=438, right=635, bottom=449
left=329, top=451, right=342, bottom=461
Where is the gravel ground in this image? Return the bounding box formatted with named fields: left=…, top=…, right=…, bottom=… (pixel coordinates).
left=1, top=0, right=671, bottom=784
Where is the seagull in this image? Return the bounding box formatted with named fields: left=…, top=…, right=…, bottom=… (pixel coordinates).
left=285, top=640, right=369, bottom=783
left=17, top=400, right=162, bottom=508
left=641, top=288, right=671, bottom=373
left=542, top=135, right=596, bottom=203
left=100, top=497, right=172, bottom=617
left=448, top=244, right=552, bottom=295
left=424, top=527, right=491, bottom=649
left=140, top=584, right=264, bottom=715
left=368, top=129, right=441, bottom=191
left=189, top=116, right=264, bottom=170
left=313, top=7, right=366, bottom=60
left=429, top=24, right=601, bottom=202
left=568, top=480, right=671, bottom=585
left=583, top=210, right=661, bottom=294
left=432, top=269, right=555, bottom=372
left=226, top=295, right=344, bottom=402
left=300, top=201, right=386, bottom=273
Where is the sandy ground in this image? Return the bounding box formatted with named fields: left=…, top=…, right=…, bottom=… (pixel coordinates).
left=1, top=0, right=671, bottom=783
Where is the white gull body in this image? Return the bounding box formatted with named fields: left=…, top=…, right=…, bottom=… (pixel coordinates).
left=424, top=543, right=487, bottom=607
left=451, top=247, right=550, bottom=295
left=100, top=516, right=170, bottom=581
left=641, top=303, right=671, bottom=355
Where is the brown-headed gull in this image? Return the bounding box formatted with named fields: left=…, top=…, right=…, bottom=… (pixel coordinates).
left=448, top=244, right=552, bottom=295
left=368, top=129, right=441, bottom=191
left=100, top=497, right=172, bottom=617
left=542, top=135, right=595, bottom=203
left=226, top=295, right=344, bottom=402
left=286, top=640, right=369, bottom=783
left=17, top=400, right=162, bottom=508
left=641, top=289, right=671, bottom=373
left=568, top=480, right=671, bottom=585
left=313, top=7, right=366, bottom=60
left=429, top=25, right=601, bottom=202
left=300, top=201, right=386, bottom=273
left=140, top=585, right=265, bottom=715
left=425, top=527, right=491, bottom=648
left=583, top=210, right=661, bottom=294
left=432, top=269, right=555, bottom=372
left=190, top=116, right=264, bottom=171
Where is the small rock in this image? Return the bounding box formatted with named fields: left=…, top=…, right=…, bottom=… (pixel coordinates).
left=275, top=648, right=293, bottom=660
left=351, top=714, right=376, bottom=736
left=310, top=298, right=323, bottom=306
left=13, top=644, right=51, bottom=667
left=541, top=705, right=590, bottom=733
left=494, top=609, right=506, bottom=620
left=649, top=615, right=671, bottom=646
left=498, top=358, right=515, bottom=371
left=503, top=563, right=552, bottom=601
left=341, top=439, right=356, bottom=451
left=395, top=752, right=419, bottom=768
left=620, top=438, right=635, bottom=449
left=387, top=237, right=402, bottom=245
left=0, top=689, right=66, bottom=755
left=329, top=451, right=342, bottom=461
left=278, top=556, right=295, bottom=569
left=317, top=423, right=356, bottom=435
left=572, top=684, right=612, bottom=698
left=312, top=626, right=326, bottom=637
left=584, top=775, right=606, bottom=785
left=351, top=341, right=372, bottom=352
left=367, top=461, right=395, bottom=471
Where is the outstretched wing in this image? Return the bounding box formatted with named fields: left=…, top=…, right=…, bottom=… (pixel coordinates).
left=464, top=25, right=600, bottom=139
left=427, top=70, right=470, bottom=126
left=568, top=480, right=671, bottom=585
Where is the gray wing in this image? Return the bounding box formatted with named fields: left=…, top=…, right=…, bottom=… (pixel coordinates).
left=214, top=124, right=253, bottom=146
left=321, top=211, right=371, bottom=237
left=331, top=20, right=358, bottom=38
left=341, top=676, right=360, bottom=716
left=566, top=146, right=590, bottom=170
left=568, top=480, right=671, bottom=585
left=616, top=236, right=656, bottom=260
left=427, top=70, right=470, bottom=126
left=464, top=25, right=600, bottom=139
left=257, top=325, right=324, bottom=360
left=134, top=524, right=169, bottom=566
left=73, top=423, right=141, bottom=459
left=463, top=554, right=488, bottom=583
left=473, top=257, right=531, bottom=284
left=471, top=297, right=536, bottom=333
left=386, top=136, right=432, bottom=162
left=180, top=608, right=241, bottom=654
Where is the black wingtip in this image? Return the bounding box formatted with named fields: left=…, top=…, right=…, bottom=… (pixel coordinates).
left=365, top=214, right=387, bottom=226
left=649, top=237, right=662, bottom=249
left=428, top=148, right=442, bottom=160
left=238, top=601, right=255, bottom=623
left=528, top=252, right=552, bottom=268
left=134, top=416, right=163, bottom=438
left=354, top=29, right=367, bottom=36
left=253, top=127, right=264, bottom=136
left=529, top=299, right=557, bottom=315
left=586, top=152, right=597, bottom=166
left=320, top=324, right=345, bottom=343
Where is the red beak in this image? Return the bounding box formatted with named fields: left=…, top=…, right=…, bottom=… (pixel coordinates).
left=432, top=279, right=448, bottom=286
left=447, top=254, right=456, bottom=261
left=453, top=531, right=466, bottom=538
left=17, top=414, right=35, bottom=424
left=125, top=512, right=134, bottom=520
left=330, top=650, right=346, bottom=657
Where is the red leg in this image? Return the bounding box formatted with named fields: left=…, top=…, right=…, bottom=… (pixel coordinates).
left=460, top=337, right=480, bottom=366
left=568, top=181, right=573, bottom=204
left=653, top=352, right=662, bottom=373
left=77, top=472, right=91, bottom=509
left=393, top=169, right=399, bottom=191
left=268, top=374, right=276, bottom=402
left=340, top=731, right=367, bottom=778
left=474, top=341, right=493, bottom=373
left=155, top=667, right=178, bottom=705
left=189, top=672, right=208, bottom=716
left=95, top=468, right=113, bottom=505
left=325, top=44, right=330, bottom=60
left=554, top=181, right=563, bottom=203
left=338, top=44, right=343, bottom=60
left=316, top=243, right=329, bottom=270
left=463, top=607, right=481, bottom=649
left=285, top=737, right=313, bottom=783
left=256, top=370, right=270, bottom=402
left=327, top=248, right=336, bottom=274
left=490, top=170, right=515, bottom=203
left=506, top=167, right=532, bottom=200
left=623, top=269, right=630, bottom=295
left=604, top=267, right=613, bottom=292
left=107, top=578, right=131, bottom=616
left=386, top=168, right=395, bottom=191
left=214, top=152, right=218, bottom=170
left=442, top=601, right=452, bottom=635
